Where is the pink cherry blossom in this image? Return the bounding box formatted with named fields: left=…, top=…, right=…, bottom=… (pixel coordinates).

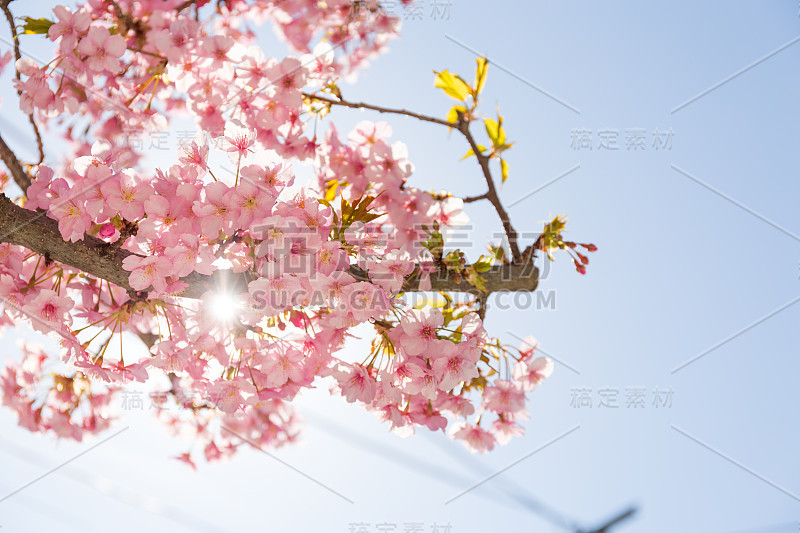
left=0, top=0, right=569, bottom=462
left=220, top=120, right=257, bottom=164
left=483, top=379, right=526, bottom=414
left=513, top=356, right=554, bottom=391
left=101, top=171, right=150, bottom=221
left=122, top=255, right=173, bottom=293
left=431, top=342, right=479, bottom=392
left=22, top=290, right=74, bottom=333
left=331, top=362, right=377, bottom=404
left=452, top=423, right=496, bottom=453
left=77, top=26, right=126, bottom=73
left=48, top=6, right=91, bottom=49
left=394, top=308, right=443, bottom=356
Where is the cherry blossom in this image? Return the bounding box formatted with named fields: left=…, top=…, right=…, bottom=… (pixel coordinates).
left=0, top=0, right=597, bottom=465
left=77, top=26, right=126, bottom=73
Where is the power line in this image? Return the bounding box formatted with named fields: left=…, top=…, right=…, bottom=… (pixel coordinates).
left=0, top=440, right=230, bottom=533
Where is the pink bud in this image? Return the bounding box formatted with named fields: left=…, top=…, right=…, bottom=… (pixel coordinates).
left=98, top=223, right=116, bottom=239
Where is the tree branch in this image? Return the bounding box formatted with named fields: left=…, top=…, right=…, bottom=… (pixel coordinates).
left=303, top=92, right=455, bottom=128
left=0, top=194, right=538, bottom=301
left=1, top=0, right=45, bottom=166
left=0, top=130, right=31, bottom=191
left=463, top=192, right=489, bottom=203
left=456, top=112, right=522, bottom=262
left=304, top=92, right=524, bottom=263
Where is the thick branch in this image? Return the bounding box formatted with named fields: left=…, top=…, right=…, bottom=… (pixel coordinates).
left=0, top=194, right=137, bottom=288
left=0, top=131, right=31, bottom=191
left=0, top=194, right=538, bottom=300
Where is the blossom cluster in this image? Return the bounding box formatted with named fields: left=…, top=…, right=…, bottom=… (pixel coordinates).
left=1, top=342, right=119, bottom=440
left=0, top=0, right=556, bottom=463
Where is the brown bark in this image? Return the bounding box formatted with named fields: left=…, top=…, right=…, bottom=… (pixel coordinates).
left=0, top=194, right=538, bottom=299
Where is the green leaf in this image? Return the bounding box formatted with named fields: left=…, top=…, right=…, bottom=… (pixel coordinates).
left=434, top=70, right=471, bottom=102
left=464, top=267, right=487, bottom=292
left=500, top=158, right=509, bottom=183
left=472, top=255, right=494, bottom=272
left=21, top=17, right=54, bottom=35
left=488, top=244, right=506, bottom=264
left=474, top=57, right=489, bottom=96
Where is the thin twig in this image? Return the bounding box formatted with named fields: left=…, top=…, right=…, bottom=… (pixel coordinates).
left=463, top=192, right=489, bottom=203
left=456, top=111, right=522, bottom=262
left=305, top=92, right=524, bottom=262
left=1, top=0, right=44, bottom=166
left=303, top=92, right=456, bottom=128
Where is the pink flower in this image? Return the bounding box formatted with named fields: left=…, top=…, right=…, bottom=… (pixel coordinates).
left=518, top=335, right=539, bottom=357
left=25, top=165, right=55, bottom=210
left=77, top=26, right=126, bottom=73
left=179, top=136, right=210, bottom=171
left=491, top=419, right=525, bottom=445
left=168, top=234, right=216, bottom=278
left=366, top=252, right=415, bottom=294
left=434, top=392, right=475, bottom=418
left=22, top=290, right=74, bottom=333
left=315, top=241, right=348, bottom=277
left=208, top=378, right=256, bottom=414
left=431, top=197, right=469, bottom=228
left=349, top=121, right=392, bottom=147
left=483, top=379, right=526, bottom=414
left=331, top=363, right=377, bottom=404
left=220, top=120, right=256, bottom=164
left=49, top=191, right=92, bottom=242
left=261, top=348, right=304, bottom=388
left=97, top=223, right=117, bottom=239
left=122, top=255, right=172, bottom=292
left=101, top=171, right=150, bottom=221
left=0, top=50, right=11, bottom=74
left=228, top=181, right=272, bottom=228
left=395, top=308, right=443, bottom=356
left=73, top=140, right=115, bottom=181
left=192, top=181, right=235, bottom=237
left=452, top=423, right=495, bottom=453
left=175, top=453, right=197, bottom=470
left=431, top=342, right=479, bottom=392
left=388, top=354, right=426, bottom=388
left=48, top=6, right=91, bottom=50
left=266, top=57, right=306, bottom=108
left=513, top=356, right=553, bottom=391
left=329, top=282, right=391, bottom=327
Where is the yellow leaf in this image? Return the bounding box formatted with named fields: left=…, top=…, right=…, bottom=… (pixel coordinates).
left=21, top=17, right=54, bottom=35
left=500, top=159, right=509, bottom=183
left=485, top=116, right=508, bottom=149
left=324, top=179, right=338, bottom=201
left=446, top=104, right=467, bottom=124
left=496, top=121, right=506, bottom=145
left=474, top=57, right=489, bottom=96
left=461, top=144, right=486, bottom=160
left=434, top=70, right=471, bottom=102
left=484, top=118, right=499, bottom=144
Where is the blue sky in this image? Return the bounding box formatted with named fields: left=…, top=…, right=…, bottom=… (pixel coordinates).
left=1, top=1, right=799, bottom=532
